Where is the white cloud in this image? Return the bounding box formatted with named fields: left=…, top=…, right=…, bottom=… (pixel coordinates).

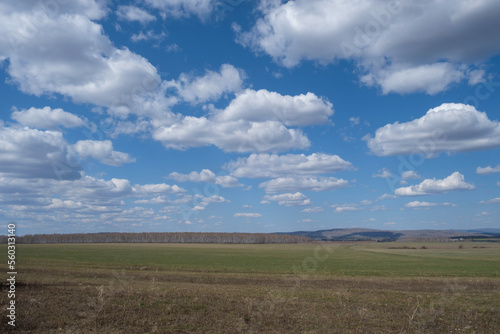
left=134, top=196, right=171, bottom=204
left=11, top=107, right=86, bottom=130
left=228, top=153, right=353, bottom=178
left=166, top=43, right=181, bottom=53
left=0, top=124, right=82, bottom=180
left=152, top=115, right=311, bottom=153
left=401, top=171, right=422, bottom=180
left=46, top=198, right=83, bottom=210
left=395, top=172, right=475, bottom=196
left=0, top=173, right=183, bottom=209
left=237, top=0, right=500, bottom=94
left=217, top=89, right=333, bottom=126
left=373, top=168, right=391, bottom=178
left=132, top=183, right=186, bottom=195
left=378, top=193, right=397, bottom=200
left=479, top=198, right=500, bottom=204
left=234, top=213, right=262, bottom=218
left=117, top=5, right=156, bottom=23
left=476, top=164, right=500, bottom=175
left=0, top=163, right=195, bottom=229
left=334, top=205, right=361, bottom=213
left=405, top=201, right=455, bottom=208
left=370, top=205, right=387, bottom=211
left=349, top=117, right=360, bottom=126
left=168, top=169, right=242, bottom=188
left=365, top=103, right=500, bottom=157
left=361, top=62, right=466, bottom=95
left=0, top=3, right=329, bottom=154
left=166, top=64, right=245, bottom=104
left=300, top=206, right=323, bottom=213
left=259, top=176, right=347, bottom=193
left=405, top=201, right=437, bottom=208
left=262, top=192, right=311, bottom=206
left=130, top=30, right=166, bottom=42
left=73, top=140, right=135, bottom=166
left=152, top=86, right=334, bottom=153
left=168, top=169, right=217, bottom=183
left=198, top=195, right=230, bottom=208
left=0, top=2, right=162, bottom=115
left=145, top=0, right=213, bottom=19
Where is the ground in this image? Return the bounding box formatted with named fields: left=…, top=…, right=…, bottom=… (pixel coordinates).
left=1, top=242, right=499, bottom=333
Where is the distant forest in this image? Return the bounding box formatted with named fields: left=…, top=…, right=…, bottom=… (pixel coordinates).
left=0, top=232, right=312, bottom=244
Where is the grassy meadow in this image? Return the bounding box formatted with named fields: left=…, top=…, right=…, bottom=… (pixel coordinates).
left=2, top=241, right=500, bottom=333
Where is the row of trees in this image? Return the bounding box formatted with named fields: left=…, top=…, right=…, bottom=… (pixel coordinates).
left=2, top=232, right=311, bottom=244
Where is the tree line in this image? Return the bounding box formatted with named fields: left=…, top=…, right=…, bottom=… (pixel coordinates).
left=0, top=232, right=311, bottom=244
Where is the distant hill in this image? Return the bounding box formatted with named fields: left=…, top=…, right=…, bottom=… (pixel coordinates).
left=279, top=228, right=500, bottom=241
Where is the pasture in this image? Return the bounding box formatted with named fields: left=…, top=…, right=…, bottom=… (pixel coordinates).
left=2, top=241, right=500, bottom=333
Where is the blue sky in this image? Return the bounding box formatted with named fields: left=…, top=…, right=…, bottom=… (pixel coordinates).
left=1, top=0, right=499, bottom=235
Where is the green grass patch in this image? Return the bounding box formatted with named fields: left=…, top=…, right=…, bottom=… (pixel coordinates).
left=13, top=241, right=500, bottom=277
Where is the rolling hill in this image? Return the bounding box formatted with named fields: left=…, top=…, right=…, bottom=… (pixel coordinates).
left=279, top=228, right=500, bottom=241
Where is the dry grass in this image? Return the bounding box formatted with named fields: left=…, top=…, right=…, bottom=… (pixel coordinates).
left=2, top=265, right=500, bottom=333
left=1, top=242, right=499, bottom=333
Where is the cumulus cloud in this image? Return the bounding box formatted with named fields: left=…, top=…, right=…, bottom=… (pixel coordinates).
left=228, top=153, right=353, bottom=178
left=166, top=64, right=245, bottom=104
left=395, top=172, right=475, bottom=196
left=334, top=205, right=361, bottom=213
left=364, top=103, right=500, bottom=157
left=262, top=192, right=311, bottom=206
left=0, top=172, right=188, bottom=229
left=11, top=107, right=87, bottom=130
left=168, top=169, right=242, bottom=187
left=132, top=183, right=186, bottom=195
left=404, top=201, right=456, bottom=208
left=0, top=3, right=330, bottom=154
left=145, top=0, right=213, bottom=19
left=234, top=213, right=262, bottom=218
left=259, top=176, right=347, bottom=193
left=217, top=89, right=333, bottom=126
left=46, top=198, right=83, bottom=210
left=405, top=201, right=437, bottom=208
left=117, top=5, right=156, bottom=23
left=0, top=173, right=184, bottom=209
left=130, top=30, right=166, bottom=42
left=237, top=0, right=500, bottom=94
left=0, top=122, right=137, bottom=182
left=361, top=62, right=466, bottom=95
left=379, top=193, right=397, bottom=200
left=152, top=86, right=333, bottom=152
left=73, top=140, right=135, bottom=166
left=0, top=2, right=161, bottom=111
left=0, top=124, right=82, bottom=180
left=134, top=196, right=171, bottom=205
left=402, top=171, right=422, bottom=180
left=300, top=206, right=323, bottom=213
left=152, top=117, right=310, bottom=152
left=479, top=198, right=500, bottom=204
left=476, top=164, right=500, bottom=175
left=349, top=117, right=360, bottom=126
left=373, top=168, right=391, bottom=178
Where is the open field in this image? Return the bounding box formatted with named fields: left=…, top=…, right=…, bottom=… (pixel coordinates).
left=2, top=242, right=500, bottom=333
